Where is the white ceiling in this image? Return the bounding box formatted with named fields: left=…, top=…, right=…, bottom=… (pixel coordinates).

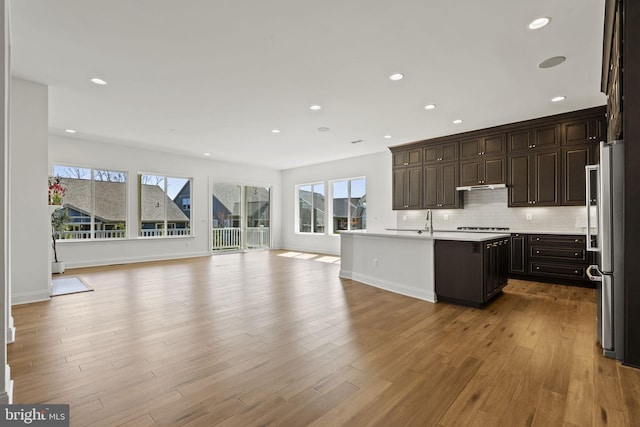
left=10, top=0, right=607, bottom=170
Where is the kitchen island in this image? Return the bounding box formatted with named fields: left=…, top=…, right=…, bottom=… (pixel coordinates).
left=339, top=230, right=509, bottom=304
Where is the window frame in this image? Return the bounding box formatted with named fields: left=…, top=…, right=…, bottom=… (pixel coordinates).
left=295, top=182, right=326, bottom=235
left=138, top=173, right=193, bottom=238
left=330, top=176, right=367, bottom=235
left=51, top=164, right=129, bottom=240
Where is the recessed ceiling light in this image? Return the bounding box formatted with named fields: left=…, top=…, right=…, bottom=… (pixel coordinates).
left=384, top=135, right=392, bottom=139
left=203, top=153, right=211, bottom=156
left=271, top=129, right=280, bottom=133
left=310, top=105, right=322, bottom=111
left=389, top=73, right=404, bottom=81
left=528, top=17, right=551, bottom=30
left=551, top=96, right=566, bottom=102
left=538, top=56, right=566, bottom=69
left=90, top=77, right=107, bottom=85
left=318, top=127, right=330, bottom=132
left=453, top=119, right=463, bottom=124
left=65, top=129, right=76, bottom=133
left=424, top=104, right=437, bottom=110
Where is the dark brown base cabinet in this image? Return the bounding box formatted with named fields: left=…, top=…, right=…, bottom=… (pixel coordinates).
left=508, top=233, right=594, bottom=286
left=435, top=238, right=509, bottom=307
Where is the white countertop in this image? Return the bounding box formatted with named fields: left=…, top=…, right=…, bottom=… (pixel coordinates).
left=436, top=228, right=586, bottom=235
left=340, top=229, right=509, bottom=242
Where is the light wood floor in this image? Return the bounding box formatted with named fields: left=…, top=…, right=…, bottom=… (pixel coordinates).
left=8, top=250, right=640, bottom=426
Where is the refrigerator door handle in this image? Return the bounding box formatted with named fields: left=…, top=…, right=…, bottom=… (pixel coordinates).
left=585, top=165, right=599, bottom=252
left=586, top=264, right=603, bottom=282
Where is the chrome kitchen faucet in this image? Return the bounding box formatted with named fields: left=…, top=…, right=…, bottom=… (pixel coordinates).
left=425, top=209, right=433, bottom=234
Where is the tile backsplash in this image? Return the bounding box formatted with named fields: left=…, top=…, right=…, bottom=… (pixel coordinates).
left=394, top=188, right=587, bottom=233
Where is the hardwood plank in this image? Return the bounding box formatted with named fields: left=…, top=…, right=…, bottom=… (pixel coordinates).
left=5, top=251, right=639, bottom=426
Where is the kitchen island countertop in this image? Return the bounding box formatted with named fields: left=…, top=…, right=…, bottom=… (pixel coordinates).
left=339, top=230, right=509, bottom=303
left=343, top=229, right=509, bottom=242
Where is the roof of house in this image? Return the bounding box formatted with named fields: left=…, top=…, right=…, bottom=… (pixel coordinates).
left=61, top=178, right=189, bottom=223
left=212, top=184, right=270, bottom=218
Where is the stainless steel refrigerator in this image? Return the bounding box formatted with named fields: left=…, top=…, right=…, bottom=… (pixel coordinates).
left=586, top=140, right=624, bottom=360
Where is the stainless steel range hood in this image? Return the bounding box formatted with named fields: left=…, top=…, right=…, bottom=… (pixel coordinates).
left=456, top=183, right=507, bottom=191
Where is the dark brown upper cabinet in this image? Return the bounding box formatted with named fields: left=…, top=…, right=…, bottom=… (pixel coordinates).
left=562, top=145, right=596, bottom=205
left=424, top=162, right=461, bottom=209
left=392, top=148, right=422, bottom=167
left=562, top=116, right=607, bottom=146
left=460, top=157, right=506, bottom=186
left=393, top=166, right=422, bottom=210
left=460, top=134, right=506, bottom=159
left=508, top=125, right=560, bottom=153
left=508, top=149, right=560, bottom=207
left=423, top=141, right=458, bottom=164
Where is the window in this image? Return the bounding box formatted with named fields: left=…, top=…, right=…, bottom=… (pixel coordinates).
left=297, top=183, right=325, bottom=233
left=182, top=197, right=191, bottom=210
left=139, top=174, right=192, bottom=237
left=332, top=177, right=366, bottom=233
left=52, top=165, right=127, bottom=239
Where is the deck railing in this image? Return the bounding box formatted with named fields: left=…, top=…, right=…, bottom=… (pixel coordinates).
left=212, top=226, right=270, bottom=250
left=54, top=229, right=191, bottom=239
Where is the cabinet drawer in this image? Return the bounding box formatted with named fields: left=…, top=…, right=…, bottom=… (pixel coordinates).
left=529, top=262, right=586, bottom=279
left=528, top=235, right=585, bottom=245
left=529, top=246, right=586, bottom=261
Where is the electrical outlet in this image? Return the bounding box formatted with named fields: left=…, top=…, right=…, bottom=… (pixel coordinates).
left=443, top=214, right=449, bottom=221
left=373, top=258, right=379, bottom=268
left=526, top=213, right=533, bottom=221
left=402, top=215, right=407, bottom=220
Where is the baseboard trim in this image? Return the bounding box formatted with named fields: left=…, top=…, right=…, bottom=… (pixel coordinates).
left=11, top=290, right=50, bottom=306
left=340, top=269, right=436, bottom=303
left=6, top=316, right=15, bottom=344
left=0, top=365, right=13, bottom=404
left=63, top=251, right=211, bottom=269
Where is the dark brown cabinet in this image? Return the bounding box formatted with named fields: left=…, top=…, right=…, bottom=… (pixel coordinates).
left=424, top=142, right=458, bottom=164
left=390, top=106, right=606, bottom=210
left=562, top=145, right=596, bottom=205
left=527, top=234, right=593, bottom=282
left=507, top=233, right=594, bottom=285
left=392, top=148, right=422, bottom=167
left=424, top=162, right=461, bottom=208
left=562, top=116, right=606, bottom=146
left=509, top=233, right=526, bottom=274
left=460, top=156, right=506, bottom=186
left=508, top=149, right=560, bottom=207
left=508, top=125, right=560, bottom=153
left=435, top=237, right=509, bottom=307
left=393, top=166, right=422, bottom=210
left=460, top=134, right=506, bottom=159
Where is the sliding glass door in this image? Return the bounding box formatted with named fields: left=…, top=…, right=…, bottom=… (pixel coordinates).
left=211, top=182, right=270, bottom=251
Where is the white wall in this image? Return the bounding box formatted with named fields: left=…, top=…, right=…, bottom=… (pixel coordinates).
left=10, top=78, right=50, bottom=305
left=49, top=135, right=282, bottom=268
left=281, top=151, right=394, bottom=255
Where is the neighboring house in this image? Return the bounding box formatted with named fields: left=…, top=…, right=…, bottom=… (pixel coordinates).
left=211, top=185, right=270, bottom=228
left=298, top=189, right=326, bottom=232
left=60, top=178, right=127, bottom=233
left=332, top=195, right=366, bottom=232
left=173, top=181, right=192, bottom=219
left=139, top=183, right=190, bottom=231
left=60, top=178, right=189, bottom=234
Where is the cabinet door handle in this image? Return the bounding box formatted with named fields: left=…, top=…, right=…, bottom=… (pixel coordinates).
left=574, top=239, right=579, bottom=242
left=575, top=270, right=579, bottom=274
left=536, top=266, right=540, bottom=270
left=536, top=237, right=540, bottom=241
left=574, top=252, right=579, bottom=256
left=536, top=250, right=540, bottom=254
left=404, top=162, right=408, bottom=166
